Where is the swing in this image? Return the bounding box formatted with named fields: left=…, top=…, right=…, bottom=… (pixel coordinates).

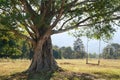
left=86, top=38, right=101, bottom=65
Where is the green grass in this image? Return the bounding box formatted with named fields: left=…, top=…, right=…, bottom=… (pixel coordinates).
left=0, top=59, right=120, bottom=80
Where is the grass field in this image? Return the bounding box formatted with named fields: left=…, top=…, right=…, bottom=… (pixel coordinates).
left=0, top=59, right=120, bottom=80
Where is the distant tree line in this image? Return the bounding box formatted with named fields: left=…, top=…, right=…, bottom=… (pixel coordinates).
left=53, top=45, right=86, bottom=59
left=53, top=38, right=87, bottom=59
left=53, top=39, right=120, bottom=59
left=0, top=32, right=120, bottom=59
left=102, top=43, right=120, bottom=59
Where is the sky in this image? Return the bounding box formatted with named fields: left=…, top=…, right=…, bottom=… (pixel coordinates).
left=51, top=28, right=120, bottom=54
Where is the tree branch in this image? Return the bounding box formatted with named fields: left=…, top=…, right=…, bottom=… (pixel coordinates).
left=50, top=0, right=65, bottom=29
left=0, top=29, right=34, bottom=43
left=19, top=0, right=38, bottom=24
left=21, top=22, right=35, bottom=39
left=59, top=15, right=77, bottom=30
left=52, top=16, right=91, bottom=34
left=52, top=15, right=120, bottom=35
left=50, top=0, right=97, bottom=31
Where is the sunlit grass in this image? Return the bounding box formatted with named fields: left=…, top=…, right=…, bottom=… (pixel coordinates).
left=0, top=58, right=120, bottom=80
left=57, top=59, right=120, bottom=79
left=0, top=58, right=30, bottom=76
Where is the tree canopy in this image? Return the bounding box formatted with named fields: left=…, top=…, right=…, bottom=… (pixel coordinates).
left=0, top=0, right=120, bottom=41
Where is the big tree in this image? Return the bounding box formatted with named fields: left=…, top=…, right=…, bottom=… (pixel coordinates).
left=0, top=0, right=120, bottom=72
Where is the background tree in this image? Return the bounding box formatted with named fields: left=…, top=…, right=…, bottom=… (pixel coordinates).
left=102, top=43, right=120, bottom=59
left=73, top=38, right=86, bottom=58
left=60, top=46, right=73, bottom=59
left=21, top=41, right=31, bottom=59
left=89, top=53, right=99, bottom=58
left=53, top=45, right=61, bottom=59
left=0, top=28, right=31, bottom=59
left=0, top=0, right=120, bottom=72
left=0, top=31, right=22, bottom=58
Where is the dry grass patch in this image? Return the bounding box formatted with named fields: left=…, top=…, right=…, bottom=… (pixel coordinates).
left=57, top=59, right=120, bottom=80
left=0, top=59, right=30, bottom=76
left=0, top=59, right=120, bottom=80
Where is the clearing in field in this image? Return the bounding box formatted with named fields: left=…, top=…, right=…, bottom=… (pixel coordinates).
left=0, top=59, right=120, bottom=80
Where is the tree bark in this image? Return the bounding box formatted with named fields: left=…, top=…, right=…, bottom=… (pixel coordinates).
left=28, top=36, right=58, bottom=72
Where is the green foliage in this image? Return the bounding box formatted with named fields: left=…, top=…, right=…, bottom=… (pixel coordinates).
left=60, top=46, right=74, bottom=59
left=68, top=0, right=120, bottom=40
left=102, top=43, right=120, bottom=59
left=53, top=45, right=62, bottom=59
left=53, top=49, right=61, bottom=59
left=0, top=31, right=21, bottom=58
left=89, top=53, right=99, bottom=58
left=52, top=44, right=87, bottom=59
left=73, top=38, right=87, bottom=58
left=0, top=28, right=31, bottom=58
left=0, top=0, right=120, bottom=39
left=53, top=46, right=74, bottom=59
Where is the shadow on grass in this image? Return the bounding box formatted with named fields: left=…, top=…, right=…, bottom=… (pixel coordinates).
left=0, top=75, right=9, bottom=80
left=0, top=70, right=97, bottom=80
left=0, top=72, right=28, bottom=80
left=0, top=71, right=55, bottom=80
left=94, top=72, right=120, bottom=80
left=52, top=71, right=96, bottom=80
left=28, top=71, right=97, bottom=80
left=28, top=71, right=54, bottom=80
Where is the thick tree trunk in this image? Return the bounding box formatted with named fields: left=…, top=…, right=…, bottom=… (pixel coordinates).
left=28, top=37, right=58, bottom=72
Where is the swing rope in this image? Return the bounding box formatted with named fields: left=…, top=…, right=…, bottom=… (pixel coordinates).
left=86, top=38, right=101, bottom=65
left=86, top=38, right=89, bottom=64
left=98, top=39, right=101, bottom=65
